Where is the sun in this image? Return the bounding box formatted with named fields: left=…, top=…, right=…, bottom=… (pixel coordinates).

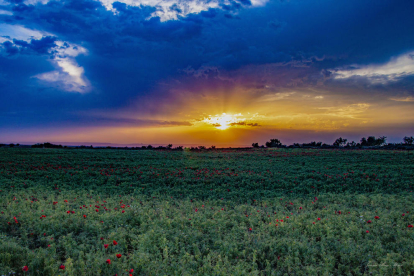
left=202, top=113, right=244, bottom=130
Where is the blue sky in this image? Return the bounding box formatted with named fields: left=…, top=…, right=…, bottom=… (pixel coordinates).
left=0, top=0, right=413, bottom=146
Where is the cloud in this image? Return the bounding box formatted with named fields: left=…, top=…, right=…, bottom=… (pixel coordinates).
left=97, top=0, right=259, bottom=22
left=34, top=42, right=90, bottom=93
left=257, top=92, right=295, bottom=102
left=389, top=96, right=414, bottom=102
left=229, top=121, right=261, bottom=127
left=330, top=51, right=414, bottom=84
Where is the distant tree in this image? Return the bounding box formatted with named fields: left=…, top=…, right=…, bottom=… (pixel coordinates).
left=376, top=136, right=387, bottom=146
left=210, top=145, right=216, bottom=149
left=367, top=136, right=376, bottom=146
left=403, top=136, right=414, bottom=145
left=175, top=146, right=183, bottom=150
left=16, top=143, right=20, bottom=147
left=0, top=144, right=6, bottom=147
left=141, top=146, right=147, bottom=149
left=265, top=138, right=282, bottom=147
left=346, top=141, right=357, bottom=147
left=333, top=137, right=347, bottom=147
left=167, top=144, right=173, bottom=149
left=147, top=145, right=153, bottom=149
left=9, top=143, right=15, bottom=148
left=198, top=146, right=206, bottom=150
left=252, top=143, right=259, bottom=148
left=360, top=137, right=367, bottom=146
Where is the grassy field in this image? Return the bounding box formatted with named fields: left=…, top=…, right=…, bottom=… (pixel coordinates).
left=0, top=148, right=413, bottom=275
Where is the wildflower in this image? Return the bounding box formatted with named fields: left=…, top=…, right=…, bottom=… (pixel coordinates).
left=299, top=207, right=302, bottom=210
left=366, top=230, right=369, bottom=233
left=367, top=220, right=372, bottom=223
left=375, top=216, right=379, bottom=219
left=22, top=266, right=28, bottom=272
left=122, top=210, right=125, bottom=213
left=313, top=222, right=315, bottom=224
left=249, top=228, right=252, bottom=231
left=113, top=240, right=118, bottom=245
left=195, top=209, right=198, bottom=212
left=83, top=215, right=87, bottom=218
left=106, top=259, right=111, bottom=264
left=402, top=213, right=405, bottom=217
left=317, top=218, right=321, bottom=221
left=59, top=265, right=65, bottom=270
left=104, top=244, right=109, bottom=249
left=286, top=216, right=289, bottom=219
left=116, top=253, right=122, bottom=258
left=100, top=237, right=104, bottom=240
left=408, top=225, right=413, bottom=228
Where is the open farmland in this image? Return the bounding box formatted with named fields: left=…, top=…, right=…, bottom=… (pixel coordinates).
left=0, top=148, right=413, bottom=275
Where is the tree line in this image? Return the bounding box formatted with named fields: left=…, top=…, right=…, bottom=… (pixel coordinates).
left=1, top=136, right=413, bottom=150
left=253, top=136, right=414, bottom=148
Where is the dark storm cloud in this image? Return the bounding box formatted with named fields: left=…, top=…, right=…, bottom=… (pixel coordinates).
left=0, top=0, right=414, bottom=130
left=2, top=36, right=57, bottom=55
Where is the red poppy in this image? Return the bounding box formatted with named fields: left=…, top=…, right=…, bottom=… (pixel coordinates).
left=113, top=240, right=118, bottom=245
left=100, top=237, right=104, bottom=240
left=367, top=220, right=372, bottom=223
left=83, top=215, right=86, bottom=218
left=106, top=259, right=111, bottom=264
left=249, top=228, right=252, bottom=231
left=313, top=222, right=315, bottom=224
left=366, top=230, right=369, bottom=233
left=116, top=253, right=122, bottom=258
left=129, top=269, right=134, bottom=273
left=59, top=265, right=65, bottom=270
left=317, top=218, right=321, bottom=221
left=408, top=225, right=413, bottom=228
left=22, top=266, right=28, bottom=272
left=104, top=244, right=109, bottom=248
left=375, top=216, right=379, bottom=219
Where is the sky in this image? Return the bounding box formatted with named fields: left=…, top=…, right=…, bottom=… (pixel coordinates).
left=0, top=0, right=413, bottom=147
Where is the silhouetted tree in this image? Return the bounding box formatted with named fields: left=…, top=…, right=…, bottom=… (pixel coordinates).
left=367, top=136, right=376, bottom=146
left=403, top=136, right=414, bottom=145
left=346, top=141, right=357, bottom=147
left=210, top=145, right=216, bottom=149
left=252, top=143, right=259, bottom=148
left=266, top=138, right=282, bottom=147
left=376, top=136, right=387, bottom=146
left=147, top=145, right=153, bottom=149
left=333, top=137, right=347, bottom=147
left=167, top=144, right=173, bottom=149
left=198, top=146, right=206, bottom=150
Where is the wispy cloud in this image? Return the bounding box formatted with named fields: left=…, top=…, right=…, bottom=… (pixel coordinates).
left=330, top=51, right=414, bottom=84
left=389, top=96, right=414, bottom=102
left=257, top=92, right=295, bottom=102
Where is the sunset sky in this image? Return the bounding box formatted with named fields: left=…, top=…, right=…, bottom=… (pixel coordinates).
left=0, top=0, right=413, bottom=146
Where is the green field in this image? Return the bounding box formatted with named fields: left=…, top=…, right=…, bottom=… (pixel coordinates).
left=0, top=148, right=413, bottom=275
